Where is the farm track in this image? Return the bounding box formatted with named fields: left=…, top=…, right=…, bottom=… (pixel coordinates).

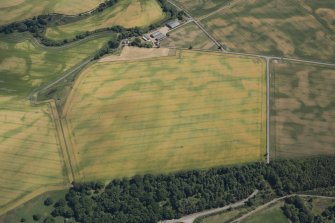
left=165, top=0, right=335, bottom=165
left=232, top=194, right=335, bottom=223
left=20, top=0, right=334, bottom=188
left=48, top=101, right=75, bottom=183
left=4, top=0, right=331, bottom=216
left=158, top=190, right=259, bottom=223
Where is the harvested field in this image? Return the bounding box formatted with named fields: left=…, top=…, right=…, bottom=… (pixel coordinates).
left=202, top=0, right=335, bottom=63
left=63, top=50, right=266, bottom=181
left=0, top=0, right=104, bottom=25
left=270, top=61, right=335, bottom=159
left=173, top=0, right=230, bottom=17
left=161, top=21, right=217, bottom=50
left=0, top=97, right=67, bottom=214
left=99, top=46, right=174, bottom=62
left=45, top=0, right=166, bottom=40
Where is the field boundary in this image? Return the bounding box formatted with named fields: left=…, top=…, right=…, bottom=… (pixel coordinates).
left=61, top=48, right=267, bottom=181
left=0, top=99, right=72, bottom=215
left=48, top=100, right=75, bottom=183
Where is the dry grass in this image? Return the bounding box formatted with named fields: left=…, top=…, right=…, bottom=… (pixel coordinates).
left=0, top=0, right=104, bottom=25
left=202, top=0, right=335, bottom=63
left=161, top=21, right=217, bottom=50
left=270, top=60, right=335, bottom=159
left=63, top=50, right=266, bottom=181
left=0, top=97, right=68, bottom=214
left=315, top=8, right=335, bottom=31
left=99, top=46, right=173, bottom=62
left=45, top=0, right=166, bottom=40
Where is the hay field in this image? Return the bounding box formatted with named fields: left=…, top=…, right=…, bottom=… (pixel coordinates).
left=202, top=0, right=335, bottom=63
left=0, top=97, right=67, bottom=214
left=0, top=34, right=111, bottom=97
left=270, top=61, right=335, bottom=159
left=161, top=21, right=217, bottom=50
left=0, top=0, right=104, bottom=25
left=63, top=50, right=266, bottom=181
left=173, top=0, right=229, bottom=17
left=45, top=0, right=166, bottom=40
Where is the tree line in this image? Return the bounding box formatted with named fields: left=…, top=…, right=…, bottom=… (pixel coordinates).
left=282, top=195, right=335, bottom=223
left=46, top=157, right=335, bottom=223
left=0, top=0, right=180, bottom=47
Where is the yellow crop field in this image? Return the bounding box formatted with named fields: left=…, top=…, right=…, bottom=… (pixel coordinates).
left=0, top=0, right=104, bottom=25
left=45, top=0, right=166, bottom=40
left=62, top=50, right=266, bottom=181
left=0, top=97, right=68, bottom=214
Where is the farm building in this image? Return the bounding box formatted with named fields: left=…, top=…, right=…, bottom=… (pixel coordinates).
left=143, top=34, right=150, bottom=41
left=122, top=39, right=130, bottom=45
left=150, top=30, right=166, bottom=41
left=150, top=31, right=162, bottom=38
left=166, top=19, right=181, bottom=29
left=155, top=33, right=166, bottom=41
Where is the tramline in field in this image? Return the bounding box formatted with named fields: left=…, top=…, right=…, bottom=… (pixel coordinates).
left=62, top=49, right=267, bottom=181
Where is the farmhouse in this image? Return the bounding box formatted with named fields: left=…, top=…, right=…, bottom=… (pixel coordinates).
left=166, top=19, right=181, bottom=29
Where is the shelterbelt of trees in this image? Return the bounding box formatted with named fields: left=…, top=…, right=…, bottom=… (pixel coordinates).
left=49, top=157, right=335, bottom=223
left=0, top=0, right=183, bottom=47
left=283, top=195, right=335, bottom=223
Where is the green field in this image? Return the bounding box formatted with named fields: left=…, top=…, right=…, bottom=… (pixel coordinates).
left=0, top=33, right=112, bottom=97
left=0, top=0, right=104, bottom=25
left=241, top=202, right=289, bottom=223
left=173, top=0, right=229, bottom=17
left=45, top=0, right=166, bottom=40
left=198, top=208, right=250, bottom=223
left=62, top=50, right=266, bottom=181
left=1, top=190, right=68, bottom=223
left=202, top=0, right=335, bottom=62
left=270, top=61, right=335, bottom=159
left=0, top=33, right=113, bottom=214
left=161, top=21, right=217, bottom=50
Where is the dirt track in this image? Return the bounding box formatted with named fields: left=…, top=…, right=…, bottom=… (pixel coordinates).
left=158, top=190, right=259, bottom=223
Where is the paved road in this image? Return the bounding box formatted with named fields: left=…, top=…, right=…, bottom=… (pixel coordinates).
left=158, top=190, right=259, bottom=223
left=232, top=194, right=335, bottom=222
